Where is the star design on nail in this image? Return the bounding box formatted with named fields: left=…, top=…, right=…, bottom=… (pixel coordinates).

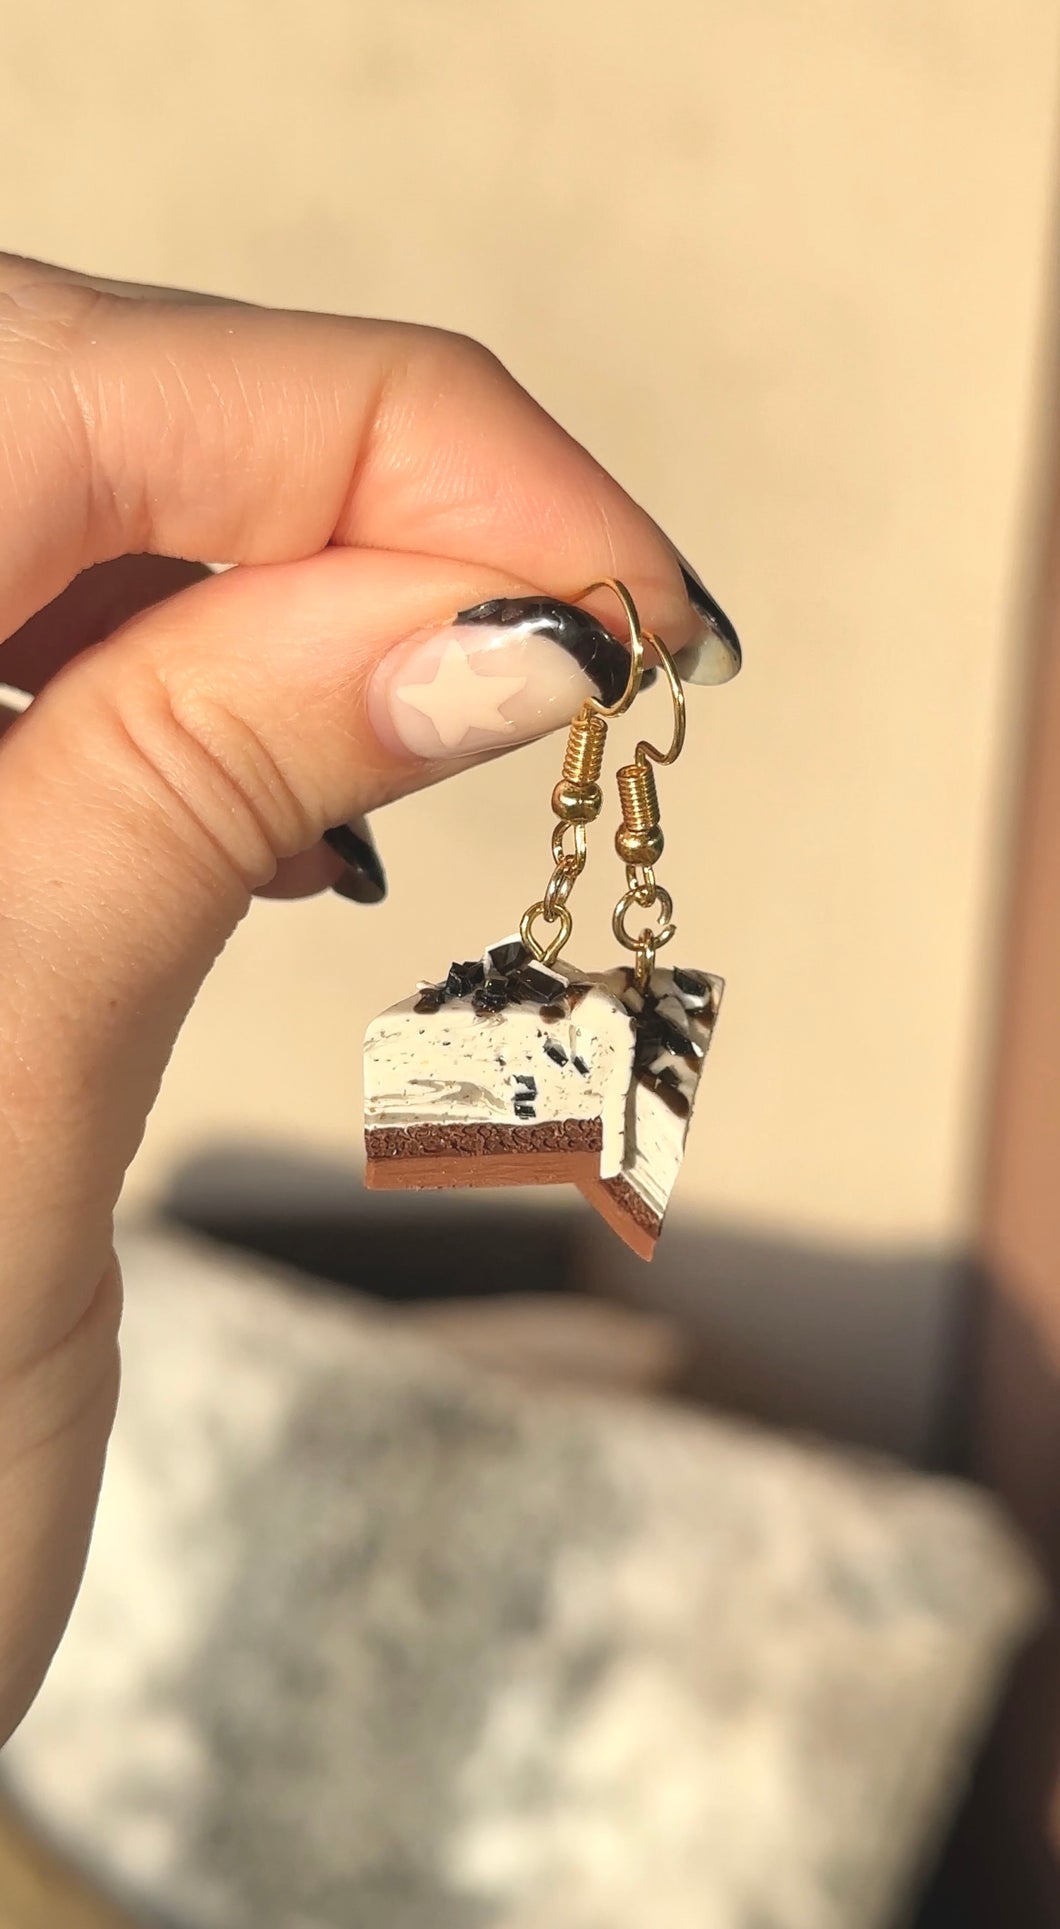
left=396, top=639, right=527, bottom=752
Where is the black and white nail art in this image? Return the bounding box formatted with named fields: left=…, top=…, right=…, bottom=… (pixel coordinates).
left=371, top=596, right=645, bottom=760
left=454, top=596, right=637, bottom=709
left=370, top=582, right=739, bottom=769
left=324, top=816, right=387, bottom=904
left=672, top=559, right=742, bottom=685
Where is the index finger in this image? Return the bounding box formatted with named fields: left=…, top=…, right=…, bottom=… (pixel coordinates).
left=0, top=254, right=739, bottom=682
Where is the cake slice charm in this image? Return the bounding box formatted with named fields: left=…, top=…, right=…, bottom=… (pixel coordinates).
left=362, top=579, right=734, bottom=1259
left=582, top=962, right=723, bottom=1258
left=364, top=939, right=723, bottom=1257
left=364, top=941, right=633, bottom=1197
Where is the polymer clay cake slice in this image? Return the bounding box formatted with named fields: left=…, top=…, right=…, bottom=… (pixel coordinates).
left=363, top=939, right=723, bottom=1257
left=580, top=963, right=723, bottom=1258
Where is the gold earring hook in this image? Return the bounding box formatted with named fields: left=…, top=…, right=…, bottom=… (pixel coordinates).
left=577, top=577, right=647, bottom=717
left=634, top=631, right=686, bottom=767
left=578, top=578, right=687, bottom=764
left=519, top=580, right=686, bottom=976
left=605, top=621, right=687, bottom=993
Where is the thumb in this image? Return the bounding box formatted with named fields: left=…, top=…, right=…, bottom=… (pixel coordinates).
left=0, top=545, right=635, bottom=1730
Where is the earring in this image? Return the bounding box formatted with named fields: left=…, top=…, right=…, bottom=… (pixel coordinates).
left=363, top=581, right=724, bottom=1259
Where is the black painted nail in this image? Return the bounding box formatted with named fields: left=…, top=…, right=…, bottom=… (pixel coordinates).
left=672, top=558, right=742, bottom=685
left=454, top=595, right=641, bottom=709
left=324, top=816, right=387, bottom=904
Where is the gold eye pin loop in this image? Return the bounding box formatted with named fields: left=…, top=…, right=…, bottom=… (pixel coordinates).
left=519, top=899, right=573, bottom=967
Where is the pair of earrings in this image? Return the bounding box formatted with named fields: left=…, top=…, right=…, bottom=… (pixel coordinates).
left=363, top=580, right=724, bottom=1259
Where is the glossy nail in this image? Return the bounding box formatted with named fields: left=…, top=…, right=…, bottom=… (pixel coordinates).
left=369, top=597, right=634, bottom=761
left=672, top=557, right=742, bottom=685
left=323, top=816, right=387, bottom=904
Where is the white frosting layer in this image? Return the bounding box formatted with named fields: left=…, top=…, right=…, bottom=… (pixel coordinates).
left=606, top=966, right=725, bottom=1225
left=364, top=947, right=724, bottom=1227
left=364, top=954, right=635, bottom=1178
left=624, top=1078, right=691, bottom=1221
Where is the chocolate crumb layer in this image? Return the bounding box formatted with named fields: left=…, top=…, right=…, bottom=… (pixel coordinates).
left=602, top=1174, right=661, bottom=1239
left=366, top=1118, right=603, bottom=1161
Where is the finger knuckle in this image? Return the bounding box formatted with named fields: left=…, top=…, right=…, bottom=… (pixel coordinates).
left=104, top=657, right=313, bottom=893
left=390, top=323, right=506, bottom=403
left=0, top=266, right=103, bottom=367
left=436, top=327, right=508, bottom=386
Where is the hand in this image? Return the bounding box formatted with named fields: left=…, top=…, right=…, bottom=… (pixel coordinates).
left=0, top=254, right=726, bottom=1738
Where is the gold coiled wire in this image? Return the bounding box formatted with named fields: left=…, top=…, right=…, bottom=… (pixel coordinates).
left=520, top=579, right=685, bottom=986
left=563, top=710, right=607, bottom=787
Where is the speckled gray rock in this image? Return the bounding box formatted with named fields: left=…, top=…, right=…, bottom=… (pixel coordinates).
left=3, top=1229, right=1040, bottom=1929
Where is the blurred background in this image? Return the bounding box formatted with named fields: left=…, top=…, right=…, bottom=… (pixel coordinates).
left=1, top=3, right=1060, bottom=1926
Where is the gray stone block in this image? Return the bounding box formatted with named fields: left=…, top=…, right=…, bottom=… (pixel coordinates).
left=3, top=1229, right=1041, bottom=1929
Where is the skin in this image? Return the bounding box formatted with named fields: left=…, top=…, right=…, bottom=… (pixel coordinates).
left=0, top=253, right=702, bottom=1742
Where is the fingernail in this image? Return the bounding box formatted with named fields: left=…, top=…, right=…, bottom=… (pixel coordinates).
left=323, top=816, right=387, bottom=904
left=369, top=597, right=633, bottom=760
left=672, top=557, right=742, bottom=685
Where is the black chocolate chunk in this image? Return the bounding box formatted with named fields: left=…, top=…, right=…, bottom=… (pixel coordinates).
left=487, top=938, right=531, bottom=975
left=572, top=1054, right=590, bottom=1076
left=543, top=1039, right=568, bottom=1066
left=472, top=977, right=509, bottom=1014
left=514, top=1074, right=538, bottom=1098
left=501, top=976, right=536, bottom=1004
left=513, top=1102, right=537, bottom=1120
left=414, top=991, right=442, bottom=1014
left=673, top=967, right=713, bottom=1001
left=639, top=1065, right=691, bottom=1118
left=522, top=964, right=566, bottom=1002
left=540, top=1003, right=568, bottom=1023
left=446, top=958, right=486, bottom=998
left=637, top=1012, right=698, bottom=1062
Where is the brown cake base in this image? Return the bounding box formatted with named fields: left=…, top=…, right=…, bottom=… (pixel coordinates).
left=365, top=1119, right=603, bottom=1194
left=578, top=1173, right=662, bottom=1262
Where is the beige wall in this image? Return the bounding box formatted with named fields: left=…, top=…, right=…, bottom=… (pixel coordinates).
left=1, top=1, right=1058, bottom=1257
